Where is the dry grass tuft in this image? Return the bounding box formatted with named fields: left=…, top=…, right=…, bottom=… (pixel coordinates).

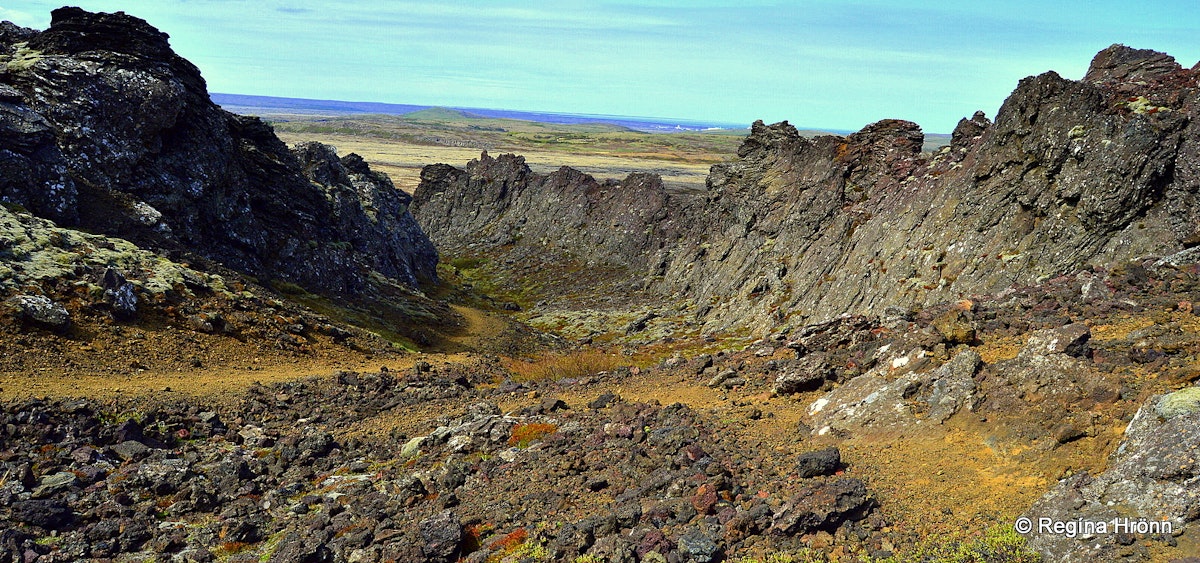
left=502, top=349, right=627, bottom=383
left=508, top=423, right=558, bottom=448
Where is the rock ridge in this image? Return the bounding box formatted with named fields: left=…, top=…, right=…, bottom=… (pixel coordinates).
left=413, top=44, right=1200, bottom=335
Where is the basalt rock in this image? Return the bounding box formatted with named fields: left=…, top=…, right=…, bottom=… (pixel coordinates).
left=0, top=8, right=437, bottom=297
left=414, top=152, right=675, bottom=275
left=1023, top=386, right=1200, bottom=562
left=414, top=44, right=1200, bottom=335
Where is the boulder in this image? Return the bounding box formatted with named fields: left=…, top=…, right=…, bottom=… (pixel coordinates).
left=1023, top=387, right=1200, bottom=562
left=6, top=295, right=69, bottom=331
left=771, top=478, right=873, bottom=535
left=809, top=349, right=981, bottom=435
left=795, top=446, right=841, bottom=478
left=419, top=510, right=462, bottom=562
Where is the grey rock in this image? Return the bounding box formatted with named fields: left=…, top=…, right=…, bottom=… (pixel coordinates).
left=773, top=353, right=832, bottom=395
left=6, top=295, right=69, bottom=331
left=675, top=527, right=720, bottom=563
left=31, top=471, right=77, bottom=498
left=706, top=368, right=737, bottom=388
left=721, top=377, right=746, bottom=389
left=809, top=349, right=981, bottom=435
left=1024, top=388, right=1200, bottom=562
left=1154, top=386, right=1200, bottom=419
left=109, top=440, right=150, bottom=461
left=587, top=534, right=637, bottom=563
left=267, top=530, right=326, bottom=563
left=1021, top=323, right=1091, bottom=358
left=419, top=509, right=462, bottom=562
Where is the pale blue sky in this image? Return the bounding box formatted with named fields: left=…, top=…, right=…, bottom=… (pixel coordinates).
left=3, top=1, right=1197, bottom=132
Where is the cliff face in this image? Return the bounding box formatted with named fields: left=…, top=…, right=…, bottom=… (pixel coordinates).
left=0, top=8, right=437, bottom=296
left=413, top=45, right=1200, bottom=334
left=414, top=153, right=678, bottom=274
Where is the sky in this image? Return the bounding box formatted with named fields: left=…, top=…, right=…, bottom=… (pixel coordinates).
left=2, top=1, right=1198, bottom=133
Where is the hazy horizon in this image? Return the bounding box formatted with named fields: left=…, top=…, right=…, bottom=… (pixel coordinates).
left=4, top=1, right=1199, bottom=133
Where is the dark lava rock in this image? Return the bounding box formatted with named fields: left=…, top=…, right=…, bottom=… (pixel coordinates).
left=266, top=530, right=327, bottom=563
left=414, top=43, right=1200, bottom=334
left=589, top=392, right=620, bottom=409
left=0, top=7, right=437, bottom=297
left=795, top=446, right=841, bottom=478
left=419, top=510, right=462, bottom=562
left=102, top=267, right=138, bottom=319
left=11, top=499, right=74, bottom=529
left=771, top=478, right=873, bottom=535
left=1085, top=43, right=1184, bottom=85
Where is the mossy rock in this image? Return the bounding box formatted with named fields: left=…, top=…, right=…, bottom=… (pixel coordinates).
left=1155, top=387, right=1200, bottom=419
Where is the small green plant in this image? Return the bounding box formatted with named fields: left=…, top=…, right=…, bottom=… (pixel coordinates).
left=867, top=525, right=1042, bottom=563
left=270, top=279, right=309, bottom=296
left=730, top=550, right=827, bottom=563
left=1, top=201, right=28, bottom=214
left=449, top=255, right=487, bottom=270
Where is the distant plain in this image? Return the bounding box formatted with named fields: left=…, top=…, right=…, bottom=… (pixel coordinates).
left=260, top=107, right=747, bottom=193
left=221, top=101, right=953, bottom=193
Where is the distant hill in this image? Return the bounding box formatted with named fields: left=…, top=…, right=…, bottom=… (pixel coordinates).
left=212, top=93, right=749, bottom=133
left=211, top=93, right=429, bottom=116
left=399, top=107, right=480, bottom=121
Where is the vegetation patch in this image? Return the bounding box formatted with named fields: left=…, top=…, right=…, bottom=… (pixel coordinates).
left=508, top=423, right=558, bottom=448
left=502, top=349, right=627, bottom=383
left=867, top=525, right=1041, bottom=563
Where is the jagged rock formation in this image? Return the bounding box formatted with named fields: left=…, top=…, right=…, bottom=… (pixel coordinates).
left=0, top=7, right=437, bottom=296
left=415, top=153, right=676, bottom=276
left=414, top=44, right=1200, bottom=335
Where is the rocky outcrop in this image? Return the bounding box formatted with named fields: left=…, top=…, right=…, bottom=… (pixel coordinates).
left=414, top=45, right=1200, bottom=335
left=0, top=8, right=437, bottom=296
left=414, top=152, right=676, bottom=275
left=1023, top=386, right=1200, bottom=562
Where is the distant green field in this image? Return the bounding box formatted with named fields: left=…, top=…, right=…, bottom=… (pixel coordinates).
left=268, top=107, right=750, bottom=164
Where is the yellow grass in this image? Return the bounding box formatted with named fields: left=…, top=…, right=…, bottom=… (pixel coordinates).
left=502, top=349, right=628, bottom=383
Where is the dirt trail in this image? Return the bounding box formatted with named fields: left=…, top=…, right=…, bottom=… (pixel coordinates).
left=442, top=304, right=510, bottom=350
